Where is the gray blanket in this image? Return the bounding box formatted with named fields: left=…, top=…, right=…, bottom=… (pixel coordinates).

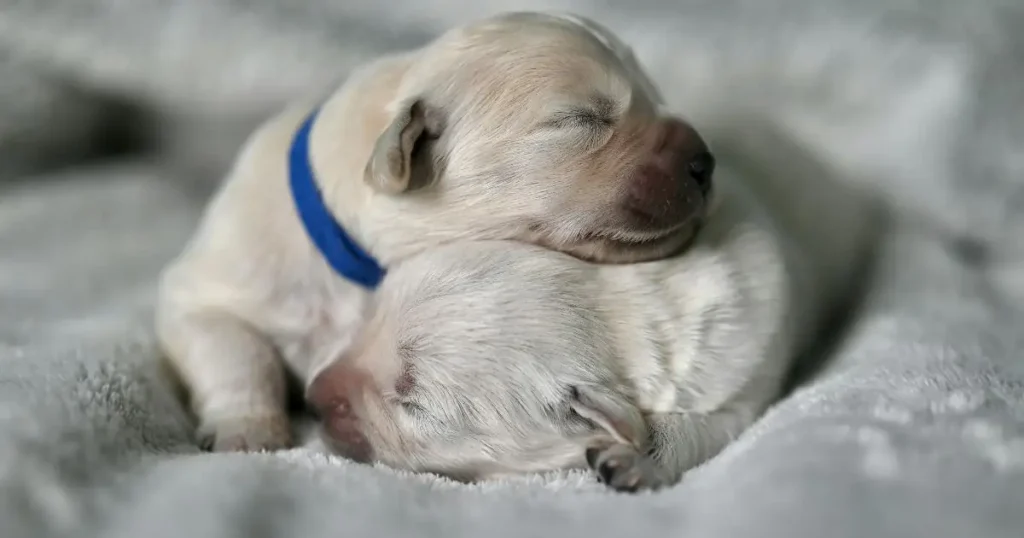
left=2, top=1, right=1023, bottom=537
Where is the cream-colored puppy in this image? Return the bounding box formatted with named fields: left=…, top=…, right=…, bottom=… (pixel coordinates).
left=306, top=139, right=881, bottom=491
left=156, top=12, right=716, bottom=451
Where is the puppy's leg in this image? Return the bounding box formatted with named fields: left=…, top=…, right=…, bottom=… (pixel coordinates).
left=587, top=408, right=753, bottom=492
left=161, top=310, right=292, bottom=452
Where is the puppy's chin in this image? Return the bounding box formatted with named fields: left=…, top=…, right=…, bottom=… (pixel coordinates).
left=540, top=220, right=702, bottom=264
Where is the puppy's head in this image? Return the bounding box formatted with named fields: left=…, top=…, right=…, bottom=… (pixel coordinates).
left=362, top=12, right=715, bottom=263
left=305, top=246, right=649, bottom=479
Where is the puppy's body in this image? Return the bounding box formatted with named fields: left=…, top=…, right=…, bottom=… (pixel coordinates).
left=157, top=58, right=408, bottom=450
left=308, top=155, right=881, bottom=489
left=157, top=12, right=716, bottom=451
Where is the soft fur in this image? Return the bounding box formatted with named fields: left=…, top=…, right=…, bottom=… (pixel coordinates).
left=155, top=12, right=716, bottom=451
left=306, top=138, right=882, bottom=491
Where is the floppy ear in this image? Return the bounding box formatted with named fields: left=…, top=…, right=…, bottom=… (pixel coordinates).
left=364, top=99, right=444, bottom=194
left=570, top=385, right=648, bottom=449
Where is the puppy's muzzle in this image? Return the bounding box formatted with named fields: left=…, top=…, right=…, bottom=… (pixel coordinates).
left=307, top=366, right=375, bottom=463
left=623, top=117, right=715, bottom=229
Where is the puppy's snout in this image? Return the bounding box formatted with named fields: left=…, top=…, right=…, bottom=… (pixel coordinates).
left=307, top=364, right=375, bottom=463
left=324, top=407, right=374, bottom=463
left=656, top=117, right=714, bottom=194
left=623, top=118, right=713, bottom=228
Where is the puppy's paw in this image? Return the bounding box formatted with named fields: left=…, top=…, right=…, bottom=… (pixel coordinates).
left=585, top=443, right=666, bottom=493
left=199, top=414, right=293, bottom=453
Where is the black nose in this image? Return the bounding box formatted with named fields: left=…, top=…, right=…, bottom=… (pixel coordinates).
left=686, top=151, right=715, bottom=196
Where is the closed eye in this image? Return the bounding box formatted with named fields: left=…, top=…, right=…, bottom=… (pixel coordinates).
left=400, top=400, right=426, bottom=415
left=539, top=108, right=616, bottom=152
left=544, top=108, right=613, bottom=130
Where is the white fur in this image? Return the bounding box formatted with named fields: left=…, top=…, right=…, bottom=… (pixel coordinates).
left=156, top=12, right=713, bottom=451
left=309, top=153, right=882, bottom=490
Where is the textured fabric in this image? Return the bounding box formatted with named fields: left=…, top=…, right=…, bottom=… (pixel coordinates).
left=1, top=1, right=1023, bottom=538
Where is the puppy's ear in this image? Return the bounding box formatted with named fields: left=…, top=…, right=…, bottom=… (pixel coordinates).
left=570, top=385, right=648, bottom=449
left=364, top=99, right=444, bottom=194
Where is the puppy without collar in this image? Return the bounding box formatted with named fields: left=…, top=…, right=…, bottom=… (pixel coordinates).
left=307, top=142, right=881, bottom=491
left=155, top=12, right=715, bottom=451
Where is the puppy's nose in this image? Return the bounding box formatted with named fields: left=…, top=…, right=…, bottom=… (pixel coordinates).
left=306, top=359, right=371, bottom=415
left=623, top=118, right=713, bottom=228
left=654, top=117, right=714, bottom=198
left=323, top=409, right=374, bottom=464
left=656, top=117, right=710, bottom=168
left=306, top=362, right=376, bottom=463
left=687, top=151, right=715, bottom=196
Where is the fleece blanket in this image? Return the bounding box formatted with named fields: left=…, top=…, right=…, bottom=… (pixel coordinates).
left=1, top=1, right=1023, bottom=537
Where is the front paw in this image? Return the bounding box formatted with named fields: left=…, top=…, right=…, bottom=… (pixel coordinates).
left=199, top=414, right=293, bottom=453
left=585, top=443, right=666, bottom=493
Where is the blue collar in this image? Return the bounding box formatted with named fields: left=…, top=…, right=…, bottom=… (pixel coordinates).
left=289, top=109, right=385, bottom=290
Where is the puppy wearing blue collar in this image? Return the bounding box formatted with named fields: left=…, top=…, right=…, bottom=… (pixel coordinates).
left=156, top=12, right=716, bottom=452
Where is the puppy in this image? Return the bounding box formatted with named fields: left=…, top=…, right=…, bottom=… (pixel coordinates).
left=156, top=12, right=715, bottom=452
left=305, top=141, right=882, bottom=490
